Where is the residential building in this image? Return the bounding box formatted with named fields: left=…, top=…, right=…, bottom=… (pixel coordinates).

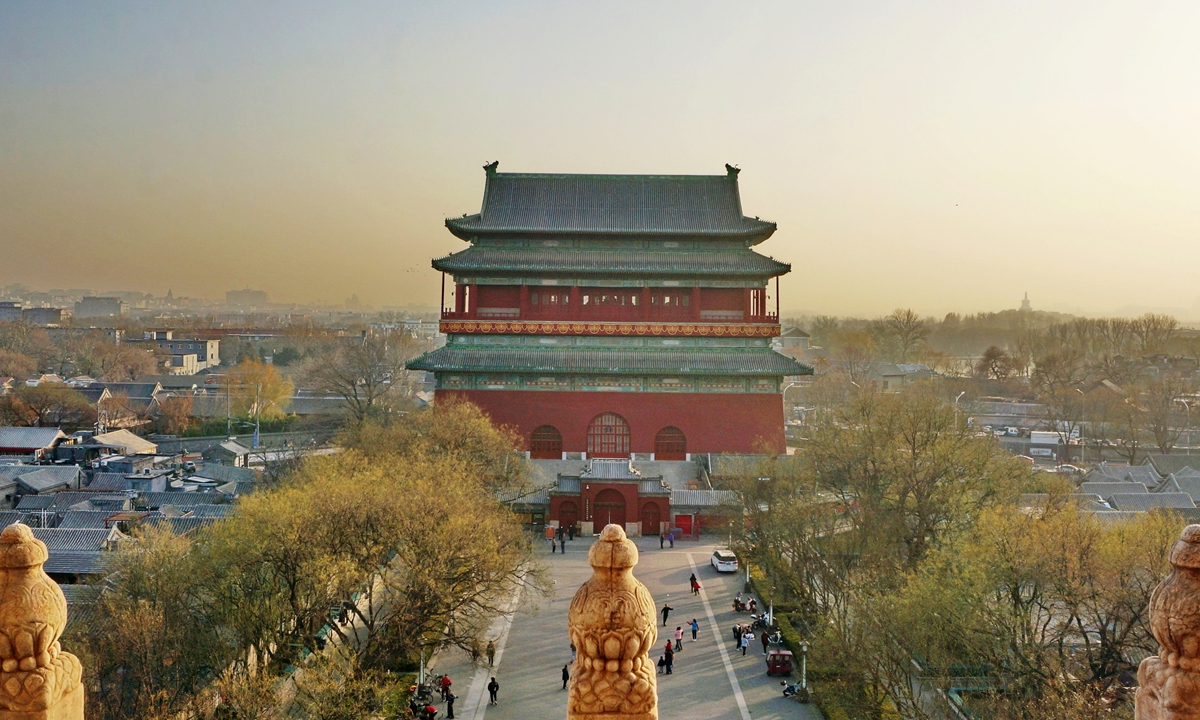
left=21, top=307, right=62, bottom=325
left=0, top=302, right=21, bottom=322
left=74, top=296, right=124, bottom=319
left=0, top=427, right=66, bottom=460
left=203, top=439, right=251, bottom=467
left=226, top=289, right=269, bottom=306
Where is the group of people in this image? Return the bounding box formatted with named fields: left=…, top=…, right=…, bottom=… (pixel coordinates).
left=659, top=532, right=675, bottom=549
left=656, top=601, right=700, bottom=676
left=549, top=524, right=574, bottom=553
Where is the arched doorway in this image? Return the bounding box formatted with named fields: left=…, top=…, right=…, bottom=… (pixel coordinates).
left=587, top=413, right=630, bottom=458
left=558, top=500, right=579, bottom=530
left=641, top=502, right=661, bottom=536
left=594, top=489, right=627, bottom=527
left=530, top=425, right=563, bottom=459
left=655, top=426, right=687, bottom=460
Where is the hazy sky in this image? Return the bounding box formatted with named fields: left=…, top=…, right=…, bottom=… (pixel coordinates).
left=2, top=2, right=1199, bottom=317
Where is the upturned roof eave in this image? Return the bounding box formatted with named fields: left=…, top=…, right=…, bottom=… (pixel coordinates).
left=429, top=259, right=792, bottom=279
left=444, top=217, right=777, bottom=244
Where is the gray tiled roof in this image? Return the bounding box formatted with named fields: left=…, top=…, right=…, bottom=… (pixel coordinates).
left=16, top=467, right=79, bottom=493
left=137, top=491, right=228, bottom=509
left=553, top=478, right=582, bottom=494
left=0, top=511, right=28, bottom=528
left=582, top=460, right=641, bottom=480
left=433, top=247, right=790, bottom=278
left=671, top=489, right=739, bottom=508
left=189, top=464, right=257, bottom=484
left=57, top=511, right=121, bottom=529
left=409, top=346, right=812, bottom=377
left=1144, top=454, right=1200, bottom=477
left=43, top=551, right=113, bottom=576
left=639, top=479, right=671, bottom=496
left=446, top=170, right=776, bottom=240
left=85, top=473, right=135, bottom=492
left=0, top=427, right=65, bottom=451
left=1109, top=493, right=1196, bottom=511
left=188, top=504, right=236, bottom=518
left=142, top=516, right=219, bottom=535
left=1089, top=510, right=1146, bottom=525
left=1077, top=481, right=1149, bottom=500
left=32, top=528, right=117, bottom=552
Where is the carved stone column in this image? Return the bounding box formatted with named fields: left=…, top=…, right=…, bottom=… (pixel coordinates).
left=1137, top=524, right=1200, bottom=719
left=0, top=524, right=83, bottom=720
left=567, top=524, right=657, bottom=720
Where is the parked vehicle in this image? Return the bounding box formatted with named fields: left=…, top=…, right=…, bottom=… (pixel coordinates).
left=711, top=550, right=739, bottom=573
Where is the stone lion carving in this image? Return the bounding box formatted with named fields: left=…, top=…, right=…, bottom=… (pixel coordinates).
left=567, top=524, right=657, bottom=720
left=1137, top=524, right=1200, bottom=719
left=0, top=523, right=83, bottom=719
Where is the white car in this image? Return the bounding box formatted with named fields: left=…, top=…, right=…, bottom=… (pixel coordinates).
left=711, top=550, right=739, bottom=573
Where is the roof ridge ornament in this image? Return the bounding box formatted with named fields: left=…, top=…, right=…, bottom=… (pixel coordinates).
left=725, top=163, right=740, bottom=177
left=484, top=161, right=499, bottom=177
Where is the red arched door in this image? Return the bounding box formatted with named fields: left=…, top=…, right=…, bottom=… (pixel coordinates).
left=558, top=500, right=579, bottom=530
left=530, top=425, right=563, bottom=459
left=641, top=502, right=661, bottom=536
left=588, top=413, right=630, bottom=458
left=594, top=489, right=627, bottom=528
left=655, top=426, right=687, bottom=460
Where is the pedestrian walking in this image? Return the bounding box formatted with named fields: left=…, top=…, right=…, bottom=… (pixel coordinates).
left=660, top=533, right=665, bottom=549
left=761, top=630, right=770, bottom=656
left=664, top=642, right=674, bottom=675
left=446, top=692, right=456, bottom=719
left=568, top=524, right=575, bottom=540
left=559, top=536, right=565, bottom=553
left=674, top=626, right=683, bottom=651
left=740, top=633, right=750, bottom=657
left=551, top=537, right=557, bottom=553
left=657, top=655, right=666, bottom=674
left=668, top=532, right=674, bottom=548
left=440, top=675, right=452, bottom=701
left=562, top=664, right=570, bottom=689
left=661, top=603, right=674, bottom=626
left=688, top=572, right=697, bottom=591
left=486, top=640, right=495, bottom=667
left=487, top=677, right=499, bottom=705
left=690, top=619, right=699, bottom=641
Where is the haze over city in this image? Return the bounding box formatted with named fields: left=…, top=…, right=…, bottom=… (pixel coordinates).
left=3, top=1, right=1199, bottom=317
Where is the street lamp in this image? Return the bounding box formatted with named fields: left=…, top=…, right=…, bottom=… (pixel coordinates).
left=1183, top=399, right=1192, bottom=456
left=1076, top=388, right=1086, bottom=463
left=954, top=391, right=965, bottom=430
left=799, top=639, right=809, bottom=695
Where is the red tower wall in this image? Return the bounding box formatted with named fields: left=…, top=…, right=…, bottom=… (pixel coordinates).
left=437, top=389, right=786, bottom=454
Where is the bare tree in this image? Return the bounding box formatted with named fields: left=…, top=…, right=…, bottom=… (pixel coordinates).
left=308, top=332, right=427, bottom=423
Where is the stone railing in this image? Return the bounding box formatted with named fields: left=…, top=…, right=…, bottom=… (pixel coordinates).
left=0, top=523, right=83, bottom=720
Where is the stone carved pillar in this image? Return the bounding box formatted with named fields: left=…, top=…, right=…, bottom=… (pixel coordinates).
left=0, top=524, right=83, bottom=720
left=567, top=524, right=657, bottom=720
left=1137, top=524, right=1200, bottom=719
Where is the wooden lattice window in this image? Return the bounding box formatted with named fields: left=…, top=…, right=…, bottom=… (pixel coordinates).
left=530, top=425, right=563, bottom=459
left=655, top=426, right=686, bottom=460
left=587, top=413, right=630, bottom=458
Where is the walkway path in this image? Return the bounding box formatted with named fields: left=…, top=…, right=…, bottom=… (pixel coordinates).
left=426, top=536, right=822, bottom=720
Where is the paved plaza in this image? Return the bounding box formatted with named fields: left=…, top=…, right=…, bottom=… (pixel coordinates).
left=430, top=535, right=822, bottom=720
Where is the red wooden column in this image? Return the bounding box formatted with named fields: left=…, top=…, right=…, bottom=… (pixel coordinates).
left=520, top=285, right=530, bottom=319
left=641, top=287, right=651, bottom=320
left=455, top=283, right=466, bottom=314
left=744, top=288, right=753, bottom=321
left=570, top=286, right=581, bottom=319
left=691, top=287, right=700, bottom=321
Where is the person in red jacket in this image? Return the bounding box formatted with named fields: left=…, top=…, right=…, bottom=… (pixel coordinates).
left=440, top=675, right=452, bottom=701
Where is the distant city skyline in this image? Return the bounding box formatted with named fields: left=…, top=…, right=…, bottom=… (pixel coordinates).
left=3, top=2, right=1199, bottom=317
